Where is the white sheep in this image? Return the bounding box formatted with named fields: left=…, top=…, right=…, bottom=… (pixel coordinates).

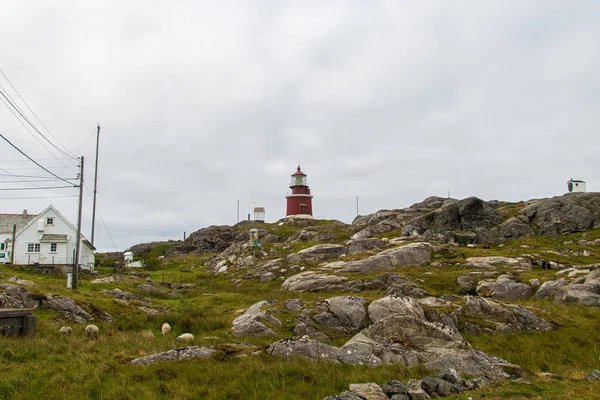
left=140, top=330, right=155, bottom=340
left=58, top=326, right=72, bottom=335
left=161, top=322, right=171, bottom=335
left=85, top=324, right=99, bottom=339
left=176, top=333, right=194, bottom=342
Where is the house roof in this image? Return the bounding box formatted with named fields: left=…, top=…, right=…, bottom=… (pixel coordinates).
left=15, top=205, right=95, bottom=250
left=0, top=213, right=38, bottom=234
left=40, top=234, right=69, bottom=243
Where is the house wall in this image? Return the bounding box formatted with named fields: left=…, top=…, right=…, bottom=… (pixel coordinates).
left=13, top=208, right=94, bottom=268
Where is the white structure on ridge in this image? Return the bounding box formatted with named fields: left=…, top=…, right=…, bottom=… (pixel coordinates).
left=567, top=179, right=586, bottom=193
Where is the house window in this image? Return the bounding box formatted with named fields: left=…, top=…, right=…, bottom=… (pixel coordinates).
left=46, top=218, right=54, bottom=225
left=50, top=243, right=57, bottom=252
left=27, top=243, right=40, bottom=253
left=0, top=243, right=4, bottom=251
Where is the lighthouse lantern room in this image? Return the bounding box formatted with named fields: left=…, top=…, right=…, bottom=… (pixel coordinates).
left=286, top=166, right=314, bottom=219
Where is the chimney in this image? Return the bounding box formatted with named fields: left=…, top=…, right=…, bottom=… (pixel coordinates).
left=22, top=209, right=27, bottom=216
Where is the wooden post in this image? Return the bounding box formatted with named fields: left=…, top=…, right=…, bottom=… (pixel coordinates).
left=10, top=224, right=16, bottom=264
left=73, top=156, right=84, bottom=290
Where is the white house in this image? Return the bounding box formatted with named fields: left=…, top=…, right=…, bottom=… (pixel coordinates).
left=5, top=205, right=95, bottom=269
left=0, top=210, right=37, bottom=264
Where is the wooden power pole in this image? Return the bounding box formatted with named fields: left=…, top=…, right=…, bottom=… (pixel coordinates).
left=90, top=124, right=100, bottom=246
left=73, top=156, right=84, bottom=290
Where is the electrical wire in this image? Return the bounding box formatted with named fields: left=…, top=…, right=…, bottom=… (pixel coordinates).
left=0, top=67, right=77, bottom=159
left=0, top=91, right=78, bottom=174
left=0, top=185, right=75, bottom=191
left=83, top=183, right=119, bottom=251
left=0, top=131, right=77, bottom=185
left=0, top=195, right=78, bottom=200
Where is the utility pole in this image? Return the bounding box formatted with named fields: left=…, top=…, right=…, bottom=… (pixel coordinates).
left=73, top=156, right=84, bottom=290
left=356, top=196, right=359, bottom=217
left=91, top=124, right=100, bottom=246
left=237, top=200, right=240, bottom=223
left=10, top=224, right=16, bottom=265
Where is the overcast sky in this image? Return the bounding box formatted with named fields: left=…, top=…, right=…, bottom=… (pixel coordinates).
left=1, top=1, right=598, bottom=252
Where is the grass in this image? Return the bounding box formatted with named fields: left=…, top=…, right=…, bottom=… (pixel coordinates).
left=1, top=226, right=600, bottom=399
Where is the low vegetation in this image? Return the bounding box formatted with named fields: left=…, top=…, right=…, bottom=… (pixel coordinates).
left=1, top=219, right=599, bottom=399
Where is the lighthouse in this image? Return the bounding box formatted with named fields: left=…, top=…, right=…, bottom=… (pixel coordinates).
left=285, top=166, right=314, bottom=219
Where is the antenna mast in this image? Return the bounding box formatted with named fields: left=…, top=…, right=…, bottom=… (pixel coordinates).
left=91, top=124, right=100, bottom=246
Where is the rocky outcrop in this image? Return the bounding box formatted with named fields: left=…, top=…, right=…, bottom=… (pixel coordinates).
left=535, top=279, right=567, bottom=300
left=320, top=243, right=432, bottom=274
left=519, top=193, right=600, bottom=236
left=286, top=244, right=347, bottom=264
left=319, top=296, right=368, bottom=332
left=346, top=238, right=387, bottom=254
left=231, top=300, right=281, bottom=336
left=101, top=288, right=152, bottom=304
left=42, top=295, right=94, bottom=323
left=499, top=217, right=535, bottom=239
left=462, top=297, right=554, bottom=334
left=367, top=295, right=425, bottom=323
left=0, top=284, right=37, bottom=309
left=281, top=272, right=349, bottom=292
left=476, top=275, right=534, bottom=299
left=553, top=284, right=600, bottom=307
left=131, top=346, right=217, bottom=365
left=457, top=275, right=476, bottom=293
left=464, top=256, right=523, bottom=269
left=284, top=299, right=305, bottom=312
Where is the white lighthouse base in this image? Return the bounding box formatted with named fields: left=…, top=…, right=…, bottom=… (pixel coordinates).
left=285, top=214, right=314, bottom=220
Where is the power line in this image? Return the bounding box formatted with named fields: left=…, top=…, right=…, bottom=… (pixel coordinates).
left=0, top=172, right=77, bottom=179
left=0, top=67, right=77, bottom=159
left=0, top=185, right=75, bottom=191
left=0, top=89, right=78, bottom=166
left=0, top=195, right=78, bottom=200
left=83, top=183, right=119, bottom=251
left=0, top=131, right=77, bottom=185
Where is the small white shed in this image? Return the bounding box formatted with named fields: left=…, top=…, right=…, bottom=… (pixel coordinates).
left=567, top=179, right=586, bottom=193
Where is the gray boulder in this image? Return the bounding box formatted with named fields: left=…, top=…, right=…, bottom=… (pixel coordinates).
left=266, top=337, right=340, bottom=362
left=463, top=296, right=553, bottom=333
left=136, top=283, right=166, bottom=295
left=346, top=238, right=386, bottom=254
left=101, top=288, right=152, bottom=304
left=465, top=256, right=522, bottom=269
left=284, top=298, right=306, bottom=311
left=381, top=380, right=408, bottom=397
left=535, top=279, right=567, bottom=300
left=457, top=275, right=476, bottom=293
left=500, top=218, right=535, bottom=239
left=368, top=295, right=425, bottom=324
left=131, top=346, right=216, bottom=365
left=348, top=383, right=389, bottom=400
left=321, top=243, right=432, bottom=274
left=0, top=284, right=37, bottom=309
left=553, top=284, right=600, bottom=307
left=407, top=379, right=430, bottom=400
left=286, top=244, right=347, bottom=264
left=293, top=322, right=328, bottom=340
left=281, top=272, right=349, bottom=292
left=42, top=294, right=94, bottom=323
left=232, top=300, right=281, bottom=336
left=326, top=296, right=368, bottom=331
left=476, top=275, right=534, bottom=299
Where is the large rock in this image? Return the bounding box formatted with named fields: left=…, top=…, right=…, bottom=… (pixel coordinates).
left=346, top=238, right=386, bottom=254
left=499, top=218, right=535, bottom=239
left=476, top=275, right=534, bottom=299
left=465, top=256, right=522, bottom=269
left=463, top=296, right=554, bottom=333
left=553, top=284, right=600, bottom=307
left=286, top=244, right=347, bottom=264
left=281, top=272, right=348, bottom=292
left=131, top=346, right=216, bottom=365
left=42, top=295, right=94, bottom=323
left=101, top=288, right=152, bottom=304
left=519, top=193, right=600, bottom=236
left=368, top=295, right=425, bottom=324
left=535, top=279, right=567, bottom=300
left=325, top=296, right=368, bottom=331
left=266, top=337, right=340, bottom=362
left=0, top=284, right=37, bottom=309
left=348, top=383, right=389, bottom=400
left=320, top=243, right=432, bottom=274
left=457, top=275, right=476, bottom=293
left=232, top=300, right=281, bottom=336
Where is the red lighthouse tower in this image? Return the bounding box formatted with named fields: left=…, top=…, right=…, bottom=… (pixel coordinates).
left=285, top=166, right=314, bottom=218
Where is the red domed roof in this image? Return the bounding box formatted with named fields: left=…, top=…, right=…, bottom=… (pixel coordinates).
left=292, top=165, right=306, bottom=176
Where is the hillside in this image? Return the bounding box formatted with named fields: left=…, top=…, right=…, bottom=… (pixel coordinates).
left=1, top=193, right=599, bottom=399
